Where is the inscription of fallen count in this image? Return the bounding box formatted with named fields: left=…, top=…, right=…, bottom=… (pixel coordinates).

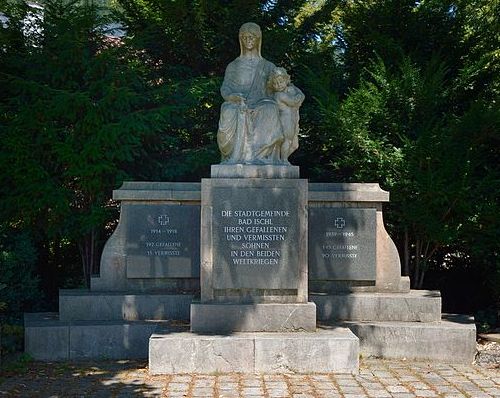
left=221, top=209, right=290, bottom=265
left=145, top=215, right=181, bottom=256
left=309, top=208, right=376, bottom=281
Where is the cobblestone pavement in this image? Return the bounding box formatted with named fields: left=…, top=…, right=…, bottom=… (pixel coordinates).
left=0, top=358, right=498, bottom=398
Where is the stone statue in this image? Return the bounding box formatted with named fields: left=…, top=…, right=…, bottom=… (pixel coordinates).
left=267, top=67, right=305, bottom=160
left=217, top=22, right=304, bottom=165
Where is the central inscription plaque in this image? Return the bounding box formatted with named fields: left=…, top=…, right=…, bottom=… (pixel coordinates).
left=200, top=178, right=308, bottom=302
left=212, top=188, right=299, bottom=290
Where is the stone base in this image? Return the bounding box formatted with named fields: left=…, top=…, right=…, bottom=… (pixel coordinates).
left=190, top=302, right=316, bottom=332
left=338, top=314, right=477, bottom=364
left=311, top=290, right=441, bottom=322
left=149, top=325, right=359, bottom=374
left=59, top=290, right=193, bottom=321
left=24, top=312, right=166, bottom=361
left=211, top=164, right=299, bottom=178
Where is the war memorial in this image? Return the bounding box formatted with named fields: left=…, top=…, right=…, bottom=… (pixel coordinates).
left=25, top=23, right=476, bottom=373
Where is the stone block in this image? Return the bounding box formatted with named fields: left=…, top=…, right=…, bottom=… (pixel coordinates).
left=59, top=290, right=193, bottom=321
left=149, top=330, right=255, bottom=374
left=69, top=320, right=159, bottom=360
left=341, top=314, right=477, bottom=363
left=190, top=302, right=316, bottom=332
left=312, top=290, right=441, bottom=322
left=200, top=178, right=308, bottom=303
left=124, top=203, right=200, bottom=279
left=24, top=313, right=69, bottom=361
left=309, top=183, right=390, bottom=202
left=255, top=327, right=359, bottom=373
left=92, top=182, right=202, bottom=292
left=307, top=183, right=408, bottom=293
left=211, top=164, right=299, bottom=178
left=149, top=326, right=359, bottom=374
left=24, top=312, right=167, bottom=361
left=309, top=207, right=377, bottom=281
left=113, top=181, right=201, bottom=201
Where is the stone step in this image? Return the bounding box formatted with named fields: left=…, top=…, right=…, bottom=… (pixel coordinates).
left=337, top=314, right=476, bottom=364
left=24, top=312, right=168, bottom=361
left=149, top=325, right=359, bottom=374
left=58, top=289, right=193, bottom=321
left=190, top=302, right=316, bottom=332
left=311, top=290, right=442, bottom=322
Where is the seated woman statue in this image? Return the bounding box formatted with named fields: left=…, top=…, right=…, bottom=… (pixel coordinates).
left=217, top=22, right=285, bottom=165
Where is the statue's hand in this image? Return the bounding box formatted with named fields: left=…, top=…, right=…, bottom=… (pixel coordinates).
left=228, top=93, right=246, bottom=104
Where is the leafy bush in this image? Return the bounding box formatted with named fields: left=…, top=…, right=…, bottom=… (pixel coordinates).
left=0, top=226, right=42, bottom=316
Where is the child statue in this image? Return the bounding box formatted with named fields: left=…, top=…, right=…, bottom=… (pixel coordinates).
left=267, top=67, right=305, bottom=161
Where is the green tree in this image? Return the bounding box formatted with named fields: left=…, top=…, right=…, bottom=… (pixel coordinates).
left=0, top=0, right=184, bottom=288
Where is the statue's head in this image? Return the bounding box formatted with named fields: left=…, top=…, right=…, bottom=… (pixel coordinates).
left=268, top=67, right=290, bottom=92
left=239, top=22, right=262, bottom=57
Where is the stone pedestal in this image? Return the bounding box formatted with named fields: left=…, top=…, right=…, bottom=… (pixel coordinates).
left=191, top=176, right=316, bottom=332
left=149, top=325, right=359, bottom=374
left=25, top=180, right=477, bottom=366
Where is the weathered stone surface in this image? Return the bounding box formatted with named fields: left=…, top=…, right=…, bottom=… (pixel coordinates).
left=308, top=183, right=409, bottom=293
left=309, top=183, right=390, bottom=202
left=311, top=290, right=441, bottom=322
left=24, top=313, right=69, bottom=361
left=69, top=321, right=159, bottom=360
left=340, top=314, right=477, bottom=363
left=217, top=23, right=304, bottom=165
left=59, top=290, right=193, bottom=321
left=211, top=164, right=299, bottom=178
left=24, top=312, right=166, bottom=361
left=200, top=178, right=308, bottom=303
left=149, top=327, right=359, bottom=374
left=113, top=181, right=201, bottom=201
left=309, top=207, right=376, bottom=281
left=92, top=182, right=201, bottom=292
left=149, top=330, right=255, bottom=374
left=124, top=203, right=200, bottom=278
left=255, top=327, right=358, bottom=373
left=190, top=302, right=316, bottom=332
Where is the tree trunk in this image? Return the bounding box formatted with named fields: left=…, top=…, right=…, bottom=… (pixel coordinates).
left=404, top=227, right=410, bottom=276
left=78, top=229, right=97, bottom=289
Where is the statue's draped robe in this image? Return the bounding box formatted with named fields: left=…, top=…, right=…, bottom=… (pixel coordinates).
left=217, top=57, right=284, bottom=164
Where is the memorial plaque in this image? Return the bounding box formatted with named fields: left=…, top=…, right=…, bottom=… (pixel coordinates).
left=209, top=182, right=303, bottom=291
left=124, top=203, right=200, bottom=278
left=308, top=208, right=376, bottom=281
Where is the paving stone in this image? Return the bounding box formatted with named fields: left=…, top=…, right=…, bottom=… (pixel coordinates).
left=219, top=383, right=240, bottom=390
left=387, top=385, right=410, bottom=393
left=414, top=390, right=437, bottom=397
left=242, top=379, right=262, bottom=387
left=267, top=394, right=287, bottom=398
left=167, top=392, right=189, bottom=397
left=192, top=387, right=215, bottom=395
left=317, top=392, right=342, bottom=398
left=336, top=378, right=360, bottom=386
left=476, top=379, right=497, bottom=387
left=315, top=382, right=338, bottom=390
left=366, top=390, right=391, bottom=397
left=242, top=387, right=263, bottom=395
